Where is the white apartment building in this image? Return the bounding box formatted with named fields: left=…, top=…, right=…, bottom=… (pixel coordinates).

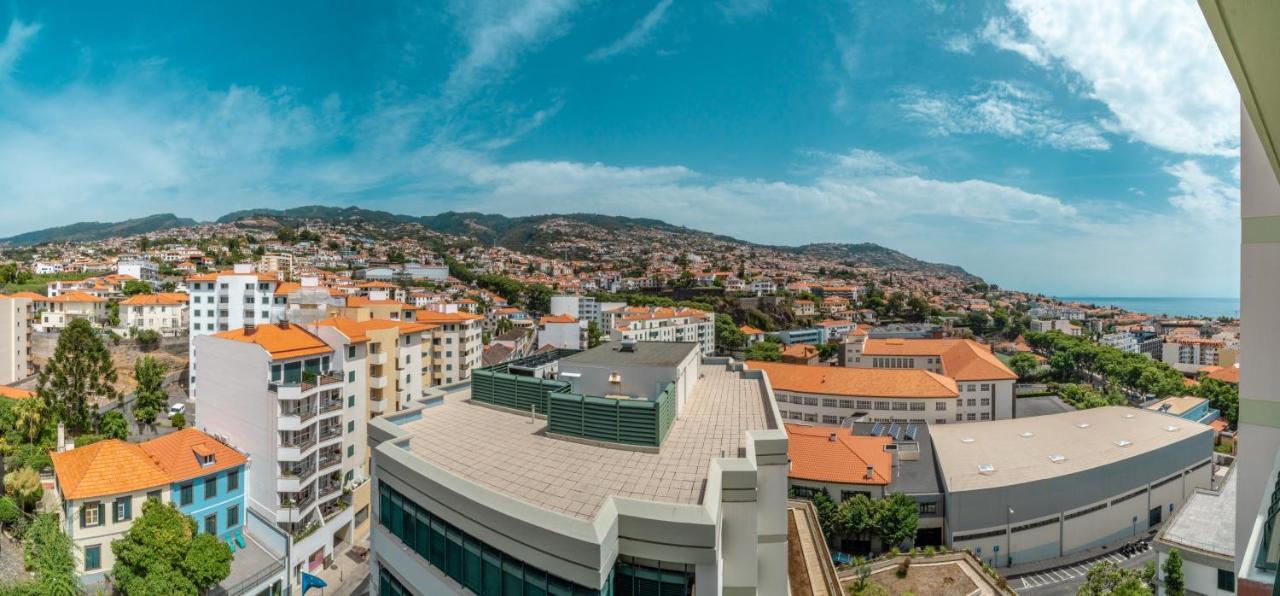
left=548, top=294, right=625, bottom=328
left=605, top=306, right=716, bottom=356
left=34, top=262, right=63, bottom=275
left=119, top=293, right=189, bottom=336
left=0, top=295, right=34, bottom=384
left=193, top=323, right=364, bottom=578
left=537, top=314, right=582, bottom=350
left=37, top=291, right=108, bottom=331
left=186, top=264, right=287, bottom=399
left=1162, top=337, right=1224, bottom=375
left=1031, top=319, right=1081, bottom=335
left=1099, top=331, right=1140, bottom=354
left=844, top=335, right=1018, bottom=421
left=751, top=360, right=962, bottom=426
left=116, top=259, right=159, bottom=283
left=259, top=253, right=295, bottom=281
left=414, top=309, right=484, bottom=385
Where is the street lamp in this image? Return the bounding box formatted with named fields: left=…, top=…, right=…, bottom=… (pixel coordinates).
left=1006, top=507, right=1014, bottom=567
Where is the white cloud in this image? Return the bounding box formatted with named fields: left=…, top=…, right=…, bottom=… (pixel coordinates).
left=1165, top=160, right=1239, bottom=221
left=943, top=34, right=974, bottom=55
left=991, top=0, right=1238, bottom=156
left=901, top=81, right=1111, bottom=151
left=587, top=0, right=674, bottom=62
left=717, top=0, right=769, bottom=19
left=441, top=0, right=579, bottom=105
left=0, top=20, right=40, bottom=80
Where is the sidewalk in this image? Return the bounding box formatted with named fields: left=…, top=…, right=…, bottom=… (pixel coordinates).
left=303, top=542, right=371, bottom=596
left=1002, top=528, right=1157, bottom=577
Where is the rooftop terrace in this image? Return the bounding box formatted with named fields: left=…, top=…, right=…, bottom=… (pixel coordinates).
left=392, top=362, right=773, bottom=520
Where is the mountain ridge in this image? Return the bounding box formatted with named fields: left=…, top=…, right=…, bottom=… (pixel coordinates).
left=4, top=206, right=979, bottom=281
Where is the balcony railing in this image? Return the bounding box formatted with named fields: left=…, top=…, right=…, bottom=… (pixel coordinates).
left=281, top=434, right=316, bottom=451
left=280, top=492, right=315, bottom=512
left=268, top=372, right=343, bottom=393
left=318, top=426, right=342, bottom=441
left=318, top=453, right=341, bottom=471
left=319, top=398, right=343, bottom=414
left=318, top=482, right=341, bottom=498
left=280, top=464, right=315, bottom=480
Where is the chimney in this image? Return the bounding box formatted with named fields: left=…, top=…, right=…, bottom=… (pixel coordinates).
left=828, top=432, right=837, bottom=442
left=244, top=322, right=256, bottom=335
left=57, top=423, right=66, bottom=452
left=865, top=465, right=874, bottom=479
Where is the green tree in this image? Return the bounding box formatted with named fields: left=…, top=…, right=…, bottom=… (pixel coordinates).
left=107, top=301, right=121, bottom=327
left=134, top=328, right=162, bottom=351
left=13, top=397, right=46, bottom=444
left=744, top=338, right=783, bottom=362
left=1198, top=378, right=1239, bottom=425
left=1163, top=549, right=1184, bottom=596
left=586, top=320, right=604, bottom=349
left=5, top=467, right=43, bottom=512
left=111, top=500, right=232, bottom=595
left=99, top=410, right=129, bottom=440
left=0, top=496, right=19, bottom=530
left=122, top=280, right=153, bottom=296
left=876, top=493, right=919, bottom=550
left=905, top=294, right=931, bottom=322
left=133, top=356, right=168, bottom=432
left=1008, top=353, right=1040, bottom=380
left=714, top=313, right=746, bottom=351
left=37, top=318, right=118, bottom=433
left=170, top=412, right=186, bottom=430
left=836, top=494, right=878, bottom=541
left=23, top=514, right=78, bottom=595
left=810, top=490, right=840, bottom=541
left=964, top=311, right=990, bottom=336
left=1078, top=561, right=1153, bottom=596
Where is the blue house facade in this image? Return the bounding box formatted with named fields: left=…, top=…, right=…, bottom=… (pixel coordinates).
left=170, top=463, right=247, bottom=541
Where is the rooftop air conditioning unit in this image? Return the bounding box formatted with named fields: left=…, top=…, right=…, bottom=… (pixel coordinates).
left=620, top=338, right=638, bottom=352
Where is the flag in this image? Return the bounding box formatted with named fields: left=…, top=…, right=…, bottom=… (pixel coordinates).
left=301, top=572, right=328, bottom=595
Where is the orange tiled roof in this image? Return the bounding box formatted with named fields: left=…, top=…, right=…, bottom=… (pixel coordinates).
left=0, top=386, right=34, bottom=400
left=50, top=441, right=172, bottom=500
left=346, top=296, right=405, bottom=307
left=213, top=323, right=332, bottom=360
left=786, top=424, right=892, bottom=486
left=862, top=338, right=1017, bottom=381
left=749, top=360, right=958, bottom=398
left=139, top=428, right=248, bottom=484
left=540, top=314, right=577, bottom=325
left=44, top=290, right=106, bottom=303
left=5, top=291, right=46, bottom=300
left=1205, top=365, right=1240, bottom=384
left=739, top=325, right=764, bottom=335
left=782, top=344, right=818, bottom=359
left=358, top=281, right=397, bottom=289
left=120, top=293, right=186, bottom=306
left=412, top=309, right=484, bottom=323
left=186, top=270, right=280, bottom=282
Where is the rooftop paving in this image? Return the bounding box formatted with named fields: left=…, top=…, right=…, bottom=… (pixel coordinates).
left=1159, top=468, right=1235, bottom=558
left=397, top=363, right=773, bottom=519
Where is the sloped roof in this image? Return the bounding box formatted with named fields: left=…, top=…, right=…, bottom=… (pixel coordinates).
left=120, top=292, right=187, bottom=306
left=139, top=428, right=247, bottom=483
left=0, top=386, right=34, bottom=400
left=50, top=441, right=171, bottom=500
left=214, top=323, right=332, bottom=360
left=786, top=424, right=892, bottom=486
left=863, top=338, right=1017, bottom=381
left=748, top=360, right=958, bottom=398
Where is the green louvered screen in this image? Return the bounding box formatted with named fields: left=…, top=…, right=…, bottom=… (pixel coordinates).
left=655, top=384, right=677, bottom=445
left=470, top=369, right=569, bottom=415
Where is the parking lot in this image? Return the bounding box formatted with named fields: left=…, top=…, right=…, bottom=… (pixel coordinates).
left=1011, top=545, right=1154, bottom=595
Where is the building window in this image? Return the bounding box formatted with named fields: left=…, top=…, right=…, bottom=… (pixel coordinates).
left=980, top=398, right=991, bottom=406
left=935, top=418, right=946, bottom=424
left=227, top=469, right=240, bottom=492
left=82, top=502, right=102, bottom=528
left=909, top=402, right=925, bottom=411
left=892, top=402, right=908, bottom=411
left=966, top=398, right=977, bottom=406
left=347, top=421, right=355, bottom=433
left=980, top=413, right=991, bottom=420
left=348, top=371, right=356, bottom=383
left=803, top=413, right=817, bottom=422
left=918, top=502, right=937, bottom=515
left=981, top=384, right=991, bottom=391
left=956, top=413, right=962, bottom=421
left=113, top=497, right=131, bottom=523
left=180, top=483, right=193, bottom=506
left=85, top=545, right=101, bottom=571
left=348, top=395, right=355, bottom=407
left=347, top=346, right=356, bottom=358
left=347, top=445, right=355, bottom=457
left=1218, top=569, right=1235, bottom=592
left=204, top=514, right=217, bottom=535
left=967, top=413, right=976, bottom=421
left=147, top=490, right=162, bottom=502
left=856, top=400, right=872, bottom=410
left=822, top=398, right=838, bottom=408
left=227, top=505, right=240, bottom=528
left=822, top=415, right=840, bottom=425
left=205, top=477, right=217, bottom=499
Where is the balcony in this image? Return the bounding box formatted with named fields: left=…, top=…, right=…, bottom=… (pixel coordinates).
left=318, top=480, right=341, bottom=499
left=319, top=494, right=349, bottom=520
left=370, top=375, right=388, bottom=390
left=319, top=396, right=343, bottom=415
left=278, top=406, right=317, bottom=431
left=369, top=351, right=387, bottom=365
left=278, top=491, right=315, bottom=515
left=317, top=452, right=342, bottom=473
left=269, top=372, right=343, bottom=394
left=369, top=398, right=386, bottom=415
left=318, top=425, right=343, bottom=442
left=277, top=465, right=315, bottom=493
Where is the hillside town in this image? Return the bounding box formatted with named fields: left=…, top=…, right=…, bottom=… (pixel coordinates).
left=0, top=209, right=1244, bottom=595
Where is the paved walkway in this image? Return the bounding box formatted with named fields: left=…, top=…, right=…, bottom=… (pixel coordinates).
left=1003, top=528, right=1155, bottom=577
left=303, top=542, right=370, bottom=596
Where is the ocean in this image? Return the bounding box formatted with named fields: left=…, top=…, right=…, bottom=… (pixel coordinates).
left=1056, top=297, right=1240, bottom=319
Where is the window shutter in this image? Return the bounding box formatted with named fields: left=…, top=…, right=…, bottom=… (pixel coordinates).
left=124, top=497, right=132, bottom=520
left=80, top=505, right=87, bottom=528
left=111, top=500, right=119, bottom=523
left=98, top=503, right=105, bottom=526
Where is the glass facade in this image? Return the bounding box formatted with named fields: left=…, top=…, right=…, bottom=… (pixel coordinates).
left=377, top=482, right=693, bottom=596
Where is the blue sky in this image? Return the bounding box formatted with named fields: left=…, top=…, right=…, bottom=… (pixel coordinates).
left=0, top=0, right=1241, bottom=297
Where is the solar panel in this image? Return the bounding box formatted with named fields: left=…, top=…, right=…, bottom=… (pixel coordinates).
left=888, top=423, right=900, bottom=440
left=904, top=424, right=918, bottom=441
left=871, top=422, right=884, bottom=436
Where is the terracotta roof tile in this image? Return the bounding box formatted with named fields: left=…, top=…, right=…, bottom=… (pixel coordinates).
left=213, top=323, right=332, bottom=360
left=749, top=360, right=958, bottom=398
left=863, top=338, right=1016, bottom=381
left=50, top=441, right=171, bottom=500
left=786, top=424, right=892, bottom=486
left=139, top=428, right=247, bottom=484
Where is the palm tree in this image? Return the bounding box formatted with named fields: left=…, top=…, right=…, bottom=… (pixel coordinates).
left=15, top=397, right=46, bottom=443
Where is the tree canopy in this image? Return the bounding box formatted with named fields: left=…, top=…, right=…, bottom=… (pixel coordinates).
left=133, top=356, right=168, bottom=431
left=36, top=319, right=118, bottom=433
left=111, top=500, right=232, bottom=595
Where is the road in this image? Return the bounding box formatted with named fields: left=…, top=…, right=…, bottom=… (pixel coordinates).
left=1011, top=544, right=1155, bottom=595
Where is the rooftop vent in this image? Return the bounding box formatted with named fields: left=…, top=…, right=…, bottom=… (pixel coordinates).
left=865, top=465, right=875, bottom=479
left=977, top=464, right=996, bottom=475
left=1076, top=423, right=1091, bottom=429
left=1165, top=425, right=1180, bottom=432
left=619, top=338, right=638, bottom=352
left=829, top=433, right=838, bottom=442
left=1048, top=453, right=1066, bottom=463
left=1114, top=439, right=1133, bottom=447
left=1020, top=431, right=1034, bottom=438
left=961, top=437, right=975, bottom=444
